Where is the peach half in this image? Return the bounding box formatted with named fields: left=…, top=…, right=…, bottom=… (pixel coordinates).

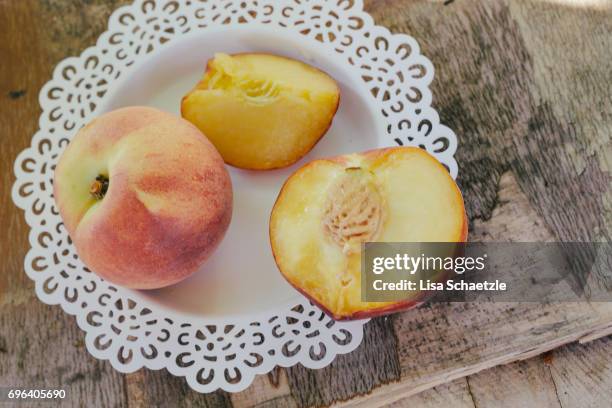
left=54, top=107, right=233, bottom=289
left=269, top=147, right=467, bottom=319
left=181, top=53, right=340, bottom=170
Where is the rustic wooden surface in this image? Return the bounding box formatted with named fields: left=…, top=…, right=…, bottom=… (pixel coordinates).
left=1, top=0, right=611, bottom=407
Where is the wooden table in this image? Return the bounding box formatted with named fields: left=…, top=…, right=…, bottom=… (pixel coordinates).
left=1, top=1, right=611, bottom=407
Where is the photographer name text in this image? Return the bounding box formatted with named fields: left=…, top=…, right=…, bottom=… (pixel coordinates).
left=372, top=279, right=507, bottom=292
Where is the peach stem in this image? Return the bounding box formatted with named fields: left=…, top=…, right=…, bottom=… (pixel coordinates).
left=90, top=175, right=109, bottom=200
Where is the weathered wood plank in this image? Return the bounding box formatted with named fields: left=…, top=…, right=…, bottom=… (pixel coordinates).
left=391, top=334, right=612, bottom=408
left=389, top=379, right=475, bottom=408
left=0, top=299, right=127, bottom=408
left=129, top=368, right=232, bottom=408
left=231, top=368, right=297, bottom=408
left=465, top=358, right=561, bottom=408
left=388, top=358, right=564, bottom=408
left=1, top=0, right=611, bottom=407
left=286, top=317, right=401, bottom=407
left=0, top=0, right=49, bottom=302
left=548, top=336, right=612, bottom=408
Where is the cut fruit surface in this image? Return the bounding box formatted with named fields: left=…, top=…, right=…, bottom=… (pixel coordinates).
left=269, top=147, right=467, bottom=319
left=181, top=53, right=340, bottom=170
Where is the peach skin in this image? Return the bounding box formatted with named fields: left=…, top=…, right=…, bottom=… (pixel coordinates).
left=54, top=106, right=233, bottom=289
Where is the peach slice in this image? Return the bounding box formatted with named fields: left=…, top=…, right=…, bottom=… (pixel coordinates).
left=269, top=147, right=467, bottom=319
left=181, top=53, right=340, bottom=170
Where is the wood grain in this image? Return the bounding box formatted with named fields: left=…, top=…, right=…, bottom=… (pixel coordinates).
left=547, top=336, right=612, bottom=407
left=392, top=335, right=612, bottom=408
left=0, top=301, right=127, bottom=407
left=389, top=379, right=476, bottom=408
left=1, top=0, right=611, bottom=407
left=0, top=0, right=45, bottom=304
left=464, top=357, right=561, bottom=407
left=285, top=315, right=400, bottom=407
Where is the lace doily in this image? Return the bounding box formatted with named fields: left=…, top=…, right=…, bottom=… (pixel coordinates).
left=11, top=0, right=457, bottom=393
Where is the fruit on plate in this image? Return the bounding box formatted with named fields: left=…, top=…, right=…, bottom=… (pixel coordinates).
left=269, top=147, right=467, bottom=319
left=54, top=106, right=233, bottom=289
left=181, top=53, right=340, bottom=170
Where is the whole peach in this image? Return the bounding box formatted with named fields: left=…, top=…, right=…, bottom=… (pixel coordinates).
left=54, top=106, right=232, bottom=289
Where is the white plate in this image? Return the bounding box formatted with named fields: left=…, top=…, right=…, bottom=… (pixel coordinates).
left=12, top=0, right=457, bottom=393
left=100, top=25, right=385, bottom=320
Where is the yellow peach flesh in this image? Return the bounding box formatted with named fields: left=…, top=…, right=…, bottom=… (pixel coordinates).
left=181, top=53, right=340, bottom=169
left=269, top=147, right=467, bottom=319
